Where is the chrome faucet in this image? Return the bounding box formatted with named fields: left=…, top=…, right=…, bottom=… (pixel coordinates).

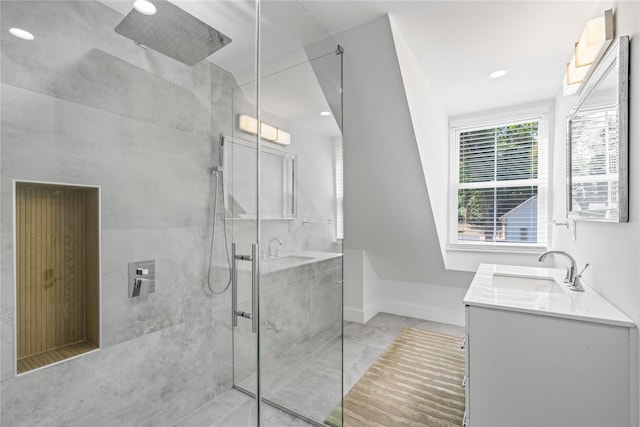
left=538, top=250, right=587, bottom=292
left=268, top=237, right=283, bottom=258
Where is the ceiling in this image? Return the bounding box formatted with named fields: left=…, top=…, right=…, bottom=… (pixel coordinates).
left=298, top=0, right=606, bottom=116
left=102, top=1, right=608, bottom=127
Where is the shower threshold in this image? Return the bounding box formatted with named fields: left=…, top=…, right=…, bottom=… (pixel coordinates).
left=232, top=386, right=325, bottom=427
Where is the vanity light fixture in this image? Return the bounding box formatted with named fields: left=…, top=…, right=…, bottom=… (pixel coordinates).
left=259, top=122, right=278, bottom=141
left=275, top=130, right=291, bottom=145
left=320, top=111, right=331, bottom=116
left=238, top=115, right=291, bottom=145
left=563, top=9, right=613, bottom=95
left=133, top=0, right=157, bottom=16
left=9, top=28, right=34, bottom=41
left=488, top=70, right=507, bottom=79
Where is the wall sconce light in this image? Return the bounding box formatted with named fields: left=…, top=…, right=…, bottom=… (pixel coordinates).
left=563, top=9, right=613, bottom=95
left=238, top=115, right=290, bottom=145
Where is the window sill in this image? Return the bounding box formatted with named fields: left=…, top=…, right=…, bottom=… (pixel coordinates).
left=445, top=243, right=550, bottom=272
left=447, top=243, right=548, bottom=255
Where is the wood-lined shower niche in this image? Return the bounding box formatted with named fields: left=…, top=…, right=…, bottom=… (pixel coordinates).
left=15, top=182, right=100, bottom=374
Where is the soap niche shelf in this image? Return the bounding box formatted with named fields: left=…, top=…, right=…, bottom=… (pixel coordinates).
left=15, top=181, right=100, bottom=374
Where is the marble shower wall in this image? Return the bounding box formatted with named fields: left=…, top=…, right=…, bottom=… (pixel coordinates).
left=233, top=256, right=342, bottom=385
left=0, top=1, right=240, bottom=425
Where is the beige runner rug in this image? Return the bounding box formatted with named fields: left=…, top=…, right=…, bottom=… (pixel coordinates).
left=327, top=327, right=465, bottom=427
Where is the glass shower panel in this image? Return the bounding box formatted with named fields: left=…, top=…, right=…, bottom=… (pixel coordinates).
left=1, top=1, right=259, bottom=425
left=258, top=26, right=344, bottom=427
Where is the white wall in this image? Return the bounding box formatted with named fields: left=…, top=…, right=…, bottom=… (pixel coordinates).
left=388, top=16, right=449, bottom=262
left=343, top=248, right=381, bottom=323
left=551, top=1, right=640, bottom=422
left=379, top=279, right=467, bottom=326
left=335, top=15, right=473, bottom=325
left=390, top=19, right=556, bottom=274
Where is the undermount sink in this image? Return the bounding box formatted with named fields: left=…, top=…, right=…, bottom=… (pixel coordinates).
left=491, top=273, right=564, bottom=293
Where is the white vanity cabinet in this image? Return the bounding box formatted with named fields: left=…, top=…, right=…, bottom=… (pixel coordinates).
left=463, top=264, right=637, bottom=427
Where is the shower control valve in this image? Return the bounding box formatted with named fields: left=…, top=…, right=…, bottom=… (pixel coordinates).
left=128, top=260, right=155, bottom=300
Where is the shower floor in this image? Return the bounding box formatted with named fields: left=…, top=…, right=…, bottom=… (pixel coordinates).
left=174, top=313, right=465, bottom=427
left=234, top=325, right=343, bottom=424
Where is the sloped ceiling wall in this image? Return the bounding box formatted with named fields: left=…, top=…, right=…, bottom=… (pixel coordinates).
left=335, top=15, right=472, bottom=287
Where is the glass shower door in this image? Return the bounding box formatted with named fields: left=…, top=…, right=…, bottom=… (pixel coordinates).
left=230, top=51, right=344, bottom=425
left=257, top=48, right=344, bottom=426
left=228, top=2, right=344, bottom=425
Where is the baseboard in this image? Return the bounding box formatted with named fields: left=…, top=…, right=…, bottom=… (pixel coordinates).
left=344, top=301, right=463, bottom=326
left=363, top=303, right=380, bottom=324
left=379, top=299, right=465, bottom=327
left=343, top=306, right=365, bottom=323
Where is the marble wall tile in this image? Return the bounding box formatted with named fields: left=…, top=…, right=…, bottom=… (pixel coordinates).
left=309, top=267, right=343, bottom=337
left=1, top=83, right=212, bottom=231
left=233, top=259, right=342, bottom=385
left=0, top=312, right=14, bottom=383
left=100, top=227, right=208, bottom=347
left=1, top=1, right=342, bottom=424
left=1, top=313, right=234, bottom=426
left=259, top=257, right=342, bottom=297
left=0, top=230, right=14, bottom=381
left=0, top=0, right=240, bottom=423
left=0, top=1, right=235, bottom=139
left=260, top=279, right=311, bottom=357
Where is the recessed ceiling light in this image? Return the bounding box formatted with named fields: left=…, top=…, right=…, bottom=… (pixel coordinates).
left=488, top=70, right=507, bottom=79
left=320, top=111, right=331, bottom=117
left=9, top=28, right=34, bottom=41
left=133, top=0, right=157, bottom=16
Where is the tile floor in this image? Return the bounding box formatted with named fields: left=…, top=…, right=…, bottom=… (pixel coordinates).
left=174, top=313, right=465, bottom=427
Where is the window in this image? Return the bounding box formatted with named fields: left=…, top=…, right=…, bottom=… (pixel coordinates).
left=335, top=145, right=344, bottom=240
left=450, top=112, right=548, bottom=248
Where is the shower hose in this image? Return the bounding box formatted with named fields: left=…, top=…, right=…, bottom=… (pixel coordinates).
left=207, top=168, right=232, bottom=294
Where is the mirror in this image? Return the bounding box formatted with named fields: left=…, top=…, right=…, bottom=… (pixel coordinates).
left=223, top=135, right=297, bottom=220
left=567, top=36, right=629, bottom=222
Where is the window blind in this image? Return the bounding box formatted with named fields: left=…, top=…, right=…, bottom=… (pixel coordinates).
left=452, top=117, right=548, bottom=246
left=336, top=145, right=344, bottom=240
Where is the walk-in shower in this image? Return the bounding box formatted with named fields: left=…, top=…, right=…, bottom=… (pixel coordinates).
left=1, top=0, right=343, bottom=425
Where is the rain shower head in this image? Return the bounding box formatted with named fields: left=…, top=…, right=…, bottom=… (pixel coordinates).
left=115, top=1, right=231, bottom=66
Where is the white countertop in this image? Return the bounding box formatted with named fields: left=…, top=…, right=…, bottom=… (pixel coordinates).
left=464, top=264, right=636, bottom=328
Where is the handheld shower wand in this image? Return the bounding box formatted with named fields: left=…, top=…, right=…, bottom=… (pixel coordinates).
left=207, top=135, right=232, bottom=294
left=209, top=135, right=224, bottom=174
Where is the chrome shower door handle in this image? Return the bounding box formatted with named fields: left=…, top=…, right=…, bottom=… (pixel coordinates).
left=230, top=243, right=258, bottom=333
left=251, top=243, right=259, bottom=334
left=232, top=242, right=238, bottom=327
